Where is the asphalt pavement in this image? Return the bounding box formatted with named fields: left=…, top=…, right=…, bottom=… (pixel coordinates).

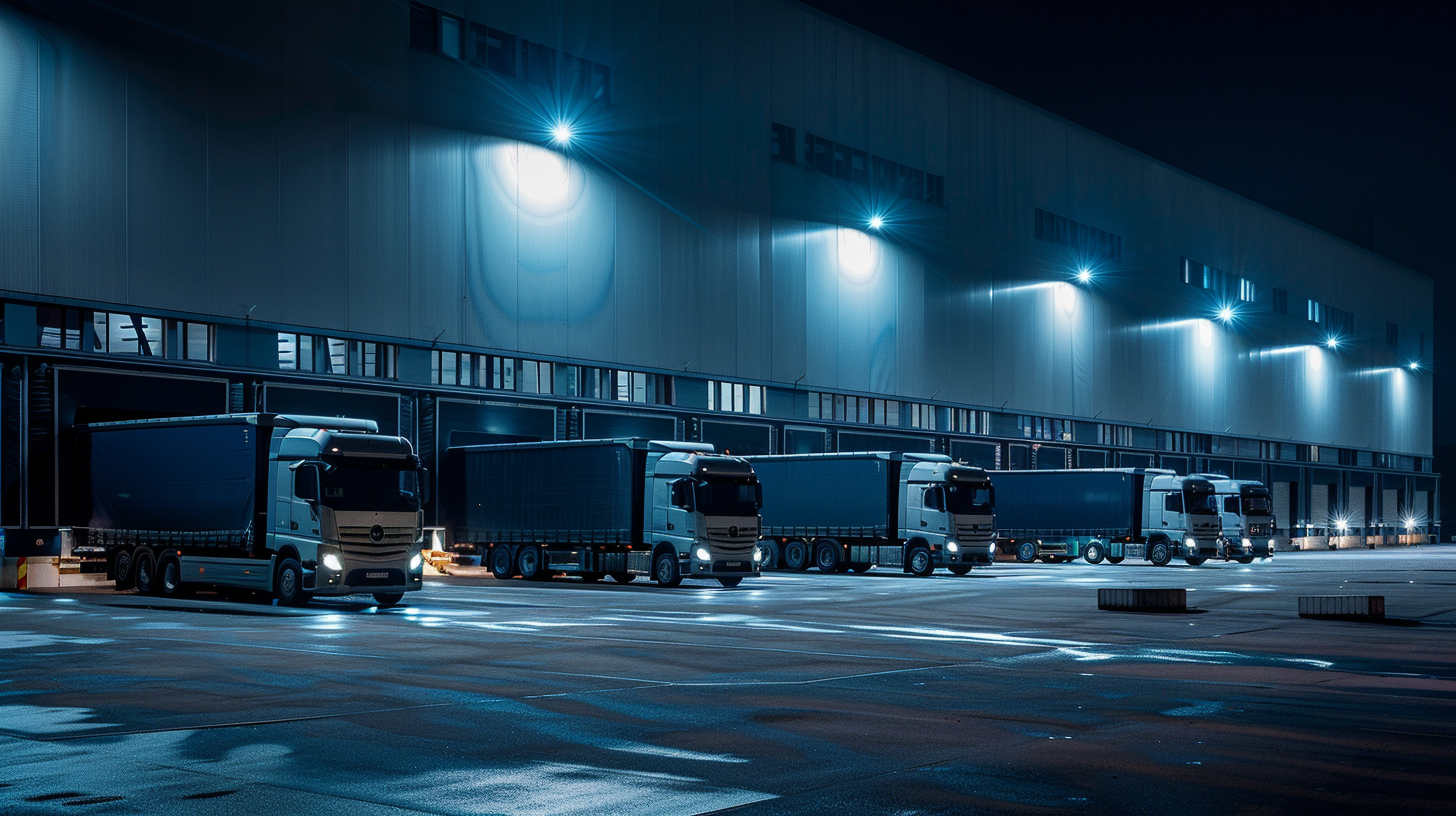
left=2, top=548, right=1454, bottom=814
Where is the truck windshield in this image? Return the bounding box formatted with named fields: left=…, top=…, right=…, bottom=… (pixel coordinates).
left=1183, top=485, right=1218, bottom=514
left=321, top=462, right=420, bottom=512
left=1241, top=492, right=1272, bottom=516
left=944, top=482, right=992, bottom=514
left=695, top=477, right=761, bottom=516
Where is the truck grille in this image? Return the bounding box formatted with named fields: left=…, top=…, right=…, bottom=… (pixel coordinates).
left=337, top=525, right=417, bottom=546
left=955, top=522, right=994, bottom=541
left=707, top=525, right=757, bottom=556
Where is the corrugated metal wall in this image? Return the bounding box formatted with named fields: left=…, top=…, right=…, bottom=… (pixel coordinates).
left=0, top=0, right=1434, bottom=457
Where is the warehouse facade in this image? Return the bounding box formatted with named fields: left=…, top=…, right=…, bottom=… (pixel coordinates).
left=0, top=0, right=1438, bottom=561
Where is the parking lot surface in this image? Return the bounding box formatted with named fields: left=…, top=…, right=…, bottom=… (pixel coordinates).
left=2, top=548, right=1454, bottom=814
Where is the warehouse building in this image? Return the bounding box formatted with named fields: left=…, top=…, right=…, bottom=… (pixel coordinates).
left=0, top=0, right=1438, bottom=566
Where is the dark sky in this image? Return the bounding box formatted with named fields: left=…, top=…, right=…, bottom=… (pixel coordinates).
left=802, top=1, right=1454, bottom=450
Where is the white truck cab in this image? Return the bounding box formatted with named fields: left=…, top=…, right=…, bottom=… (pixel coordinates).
left=1195, top=475, right=1277, bottom=562
left=1142, top=471, right=1224, bottom=565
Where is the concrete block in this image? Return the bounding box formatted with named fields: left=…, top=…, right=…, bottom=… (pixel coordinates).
left=1299, top=595, right=1384, bottom=620
left=1098, top=587, right=1187, bottom=612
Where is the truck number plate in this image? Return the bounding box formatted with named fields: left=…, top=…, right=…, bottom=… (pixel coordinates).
left=722, top=562, right=743, bottom=569
left=366, top=572, right=388, bottom=579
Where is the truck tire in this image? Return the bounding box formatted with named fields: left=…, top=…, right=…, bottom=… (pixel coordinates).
left=275, top=558, right=308, bottom=606
left=1185, top=556, right=1206, bottom=566
left=814, top=540, right=841, bottom=572
left=756, top=541, right=779, bottom=570
left=1015, top=541, right=1037, bottom=563
left=907, top=547, right=934, bottom=576
left=948, top=565, right=972, bottom=576
left=373, top=592, right=404, bottom=606
left=849, top=563, right=871, bottom=573
left=156, top=555, right=186, bottom=598
left=1149, top=541, right=1173, bottom=567
left=717, top=576, right=742, bottom=588
left=653, top=551, right=682, bottom=587
left=609, top=572, right=636, bottom=583
left=113, top=548, right=136, bottom=591
left=1084, top=542, right=1105, bottom=565
left=1236, top=555, right=1255, bottom=565
left=782, top=539, right=810, bottom=571
left=1107, top=555, right=1126, bottom=564
left=134, top=549, right=158, bottom=595
left=488, top=546, right=516, bottom=580
left=517, top=546, right=548, bottom=581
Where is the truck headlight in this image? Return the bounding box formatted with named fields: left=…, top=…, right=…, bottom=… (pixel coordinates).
left=322, top=554, right=343, bottom=571
left=695, top=547, right=710, bottom=561
left=946, top=541, right=959, bottom=553
left=1184, top=537, right=1196, bottom=552
left=409, top=553, right=422, bottom=571
left=753, top=548, right=763, bottom=563
left=1241, top=538, right=1252, bottom=550
left=1268, top=539, right=1276, bottom=549
left=988, top=542, right=997, bottom=554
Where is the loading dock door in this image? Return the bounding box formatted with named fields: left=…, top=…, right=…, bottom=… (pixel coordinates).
left=1272, top=482, right=1291, bottom=533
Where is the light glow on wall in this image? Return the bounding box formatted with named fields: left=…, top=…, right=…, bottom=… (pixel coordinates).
left=837, top=227, right=879, bottom=283
left=1055, top=281, right=1078, bottom=315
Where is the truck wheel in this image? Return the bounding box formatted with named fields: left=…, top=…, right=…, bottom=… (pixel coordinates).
left=907, top=547, right=933, bottom=576
left=1084, top=542, right=1105, bottom=565
left=717, top=576, right=742, bottom=588
left=488, top=546, right=516, bottom=580
left=609, top=572, right=635, bottom=584
left=373, top=592, right=404, bottom=606
left=814, top=541, right=841, bottom=572
left=517, top=546, right=548, bottom=581
left=1015, top=542, right=1037, bottom=563
left=113, top=549, right=136, bottom=591
left=756, top=541, right=779, bottom=570
left=1236, top=556, right=1255, bottom=565
left=782, top=539, right=810, bottom=571
left=1107, top=555, right=1126, bottom=564
left=653, top=551, right=682, bottom=587
left=157, top=555, right=185, bottom=598
left=1185, top=556, right=1206, bottom=566
left=1149, top=542, right=1172, bottom=567
left=849, top=563, right=871, bottom=573
left=948, top=565, right=972, bottom=576
left=134, top=550, right=158, bottom=594
left=275, top=558, right=307, bottom=606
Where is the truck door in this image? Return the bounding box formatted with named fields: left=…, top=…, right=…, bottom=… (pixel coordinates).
left=1160, top=491, right=1182, bottom=530
left=667, top=479, right=695, bottom=541
left=289, top=463, right=322, bottom=539
left=651, top=479, right=670, bottom=534
left=921, top=486, right=948, bottom=534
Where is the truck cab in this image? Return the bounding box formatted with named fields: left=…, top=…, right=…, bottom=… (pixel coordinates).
left=1196, top=476, right=1277, bottom=562
left=648, top=443, right=764, bottom=586
left=1142, top=471, right=1223, bottom=565
left=270, top=424, right=426, bottom=604
left=903, top=459, right=996, bottom=572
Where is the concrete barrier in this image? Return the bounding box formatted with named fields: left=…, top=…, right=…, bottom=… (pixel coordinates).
left=1098, top=587, right=1187, bottom=612
left=1299, top=595, right=1385, bottom=620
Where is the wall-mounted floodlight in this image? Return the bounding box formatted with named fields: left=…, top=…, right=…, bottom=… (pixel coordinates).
left=550, top=121, right=574, bottom=146
left=1408, top=361, right=1421, bottom=371
left=1404, top=518, right=1417, bottom=532
left=1335, top=517, right=1349, bottom=533
left=1325, top=337, right=1340, bottom=349
left=1216, top=305, right=1235, bottom=324
left=1076, top=268, right=1092, bottom=284
left=867, top=214, right=884, bottom=230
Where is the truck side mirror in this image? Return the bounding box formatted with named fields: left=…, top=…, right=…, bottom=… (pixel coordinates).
left=670, top=480, right=695, bottom=511
left=754, top=483, right=764, bottom=510
left=419, top=467, right=431, bottom=504
left=294, top=464, right=320, bottom=504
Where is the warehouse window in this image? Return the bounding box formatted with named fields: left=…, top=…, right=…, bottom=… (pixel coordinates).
left=1239, top=277, right=1255, bottom=302
left=471, top=25, right=515, bottom=75
left=1040, top=210, right=1122, bottom=262
left=771, top=123, right=795, bottom=163
left=708, top=381, right=763, bottom=415
left=277, top=333, right=311, bottom=370
left=1272, top=288, right=1288, bottom=314
left=356, top=342, right=396, bottom=379
left=95, top=313, right=162, bottom=356
left=1307, top=299, right=1322, bottom=323
left=38, top=306, right=83, bottom=350
left=177, top=321, right=212, bottom=361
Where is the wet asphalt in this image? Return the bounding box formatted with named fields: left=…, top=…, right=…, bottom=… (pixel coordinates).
left=1, top=547, right=1454, bottom=815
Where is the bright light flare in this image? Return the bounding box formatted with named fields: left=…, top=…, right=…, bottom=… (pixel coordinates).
left=867, top=214, right=884, bottom=230
left=1325, top=337, right=1340, bottom=349
left=1408, top=361, right=1420, bottom=371
left=1216, top=305, right=1235, bottom=324
left=550, top=121, right=574, bottom=145
left=1076, top=268, right=1092, bottom=284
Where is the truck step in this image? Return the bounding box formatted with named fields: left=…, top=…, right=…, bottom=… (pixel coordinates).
left=1298, top=595, right=1385, bottom=620
left=1097, top=587, right=1187, bottom=612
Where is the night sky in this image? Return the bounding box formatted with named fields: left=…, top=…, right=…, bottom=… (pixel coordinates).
left=802, top=1, right=1453, bottom=477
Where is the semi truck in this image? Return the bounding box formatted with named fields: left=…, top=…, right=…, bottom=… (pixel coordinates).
left=745, top=452, right=996, bottom=576
left=441, top=439, right=763, bottom=588
left=73, top=414, right=427, bottom=606
left=1196, top=475, right=1277, bottom=562
left=988, top=468, right=1223, bottom=566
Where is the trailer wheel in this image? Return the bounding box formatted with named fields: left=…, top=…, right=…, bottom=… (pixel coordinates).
left=275, top=558, right=308, bottom=606
left=156, top=555, right=185, bottom=598
left=134, top=549, right=158, bottom=594
left=1084, top=542, right=1105, bottom=565
left=653, top=551, right=682, bottom=587
left=907, top=546, right=934, bottom=576
left=849, top=563, right=871, bottom=573
left=488, top=546, right=516, bottom=580
left=948, top=565, right=972, bottom=576
left=372, top=592, right=404, bottom=606
left=517, top=546, right=548, bottom=581
left=814, top=540, right=841, bottom=572
left=609, top=572, right=636, bottom=584
left=1015, top=541, right=1037, bottom=563
left=1107, top=555, right=1126, bottom=564
left=717, top=576, right=742, bottom=588
left=113, top=548, right=136, bottom=591
left=580, top=572, right=603, bottom=583
left=1148, top=541, right=1173, bottom=567
left=782, top=539, right=810, bottom=571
